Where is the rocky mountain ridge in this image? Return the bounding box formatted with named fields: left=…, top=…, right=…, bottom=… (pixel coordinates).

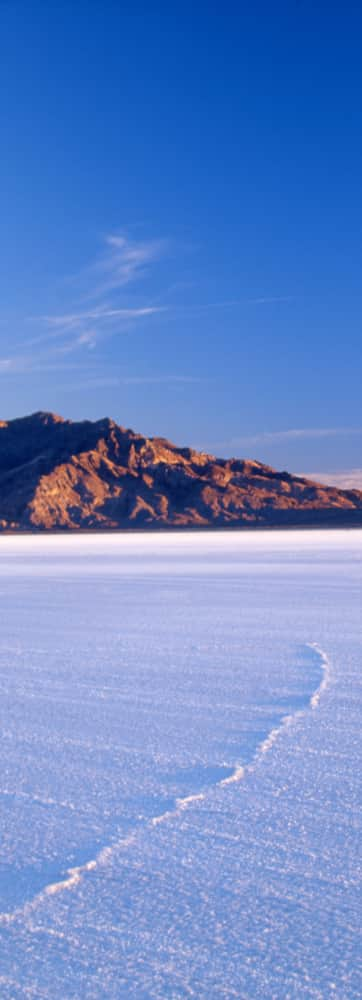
left=0, top=411, right=361, bottom=531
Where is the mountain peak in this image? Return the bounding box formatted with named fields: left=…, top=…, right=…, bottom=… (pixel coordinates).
left=0, top=413, right=361, bottom=532
left=23, top=411, right=66, bottom=426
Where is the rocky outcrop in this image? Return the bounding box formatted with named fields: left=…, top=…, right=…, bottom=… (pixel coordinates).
left=0, top=411, right=361, bottom=531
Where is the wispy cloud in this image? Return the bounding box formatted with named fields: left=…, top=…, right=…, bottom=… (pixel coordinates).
left=30, top=304, right=165, bottom=353
left=24, top=232, right=168, bottom=361
left=297, top=469, right=362, bottom=490
left=91, top=233, right=167, bottom=294
left=0, top=354, right=88, bottom=375
left=117, top=374, right=201, bottom=385
left=227, top=427, right=362, bottom=447
left=2, top=229, right=294, bottom=384
left=201, top=426, right=362, bottom=459
left=172, top=296, right=293, bottom=315
left=42, top=305, right=162, bottom=329
left=63, top=374, right=203, bottom=391
left=66, top=231, right=167, bottom=301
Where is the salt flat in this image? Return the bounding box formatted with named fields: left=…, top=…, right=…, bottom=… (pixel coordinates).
left=0, top=530, right=361, bottom=998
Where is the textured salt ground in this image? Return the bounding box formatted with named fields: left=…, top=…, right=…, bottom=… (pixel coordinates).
left=0, top=644, right=324, bottom=916
left=0, top=531, right=361, bottom=998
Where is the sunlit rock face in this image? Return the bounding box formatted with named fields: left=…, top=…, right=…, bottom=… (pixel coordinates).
left=0, top=411, right=361, bottom=530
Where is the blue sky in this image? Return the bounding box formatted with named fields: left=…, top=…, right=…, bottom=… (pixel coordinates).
left=0, top=3, right=361, bottom=478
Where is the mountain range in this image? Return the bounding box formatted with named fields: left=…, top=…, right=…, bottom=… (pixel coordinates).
left=0, top=411, right=361, bottom=531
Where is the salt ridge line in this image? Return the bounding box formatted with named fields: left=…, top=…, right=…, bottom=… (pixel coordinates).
left=224, top=643, right=331, bottom=784
left=309, top=643, right=331, bottom=709
left=0, top=643, right=331, bottom=925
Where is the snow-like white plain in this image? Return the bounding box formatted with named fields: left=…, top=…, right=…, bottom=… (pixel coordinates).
left=0, top=530, right=361, bottom=999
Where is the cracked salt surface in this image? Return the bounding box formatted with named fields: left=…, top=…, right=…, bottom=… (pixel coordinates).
left=0, top=530, right=360, bottom=998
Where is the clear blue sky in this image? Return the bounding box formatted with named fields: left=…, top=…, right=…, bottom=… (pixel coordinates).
left=0, top=3, right=361, bottom=478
